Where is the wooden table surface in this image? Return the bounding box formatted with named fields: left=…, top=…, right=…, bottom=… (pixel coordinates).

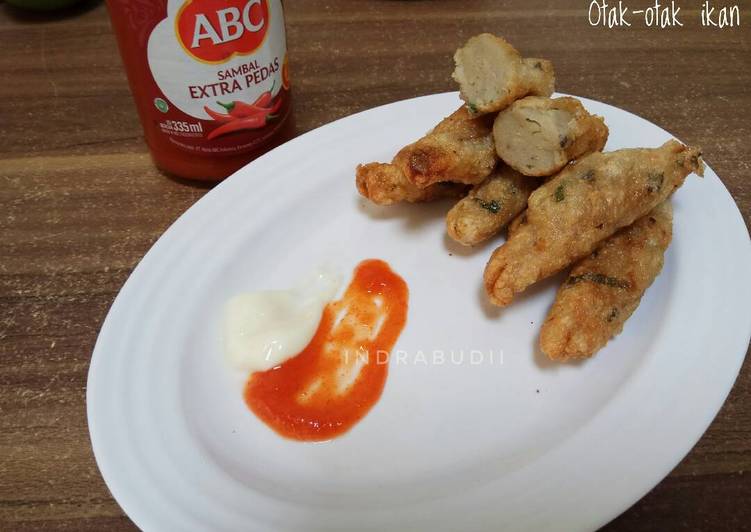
left=1, top=0, right=749, bottom=529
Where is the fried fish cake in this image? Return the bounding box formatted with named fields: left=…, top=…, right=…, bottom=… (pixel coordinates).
left=493, top=96, right=609, bottom=177
left=484, top=140, right=703, bottom=307
left=446, top=166, right=540, bottom=246
left=355, top=162, right=467, bottom=205
left=356, top=106, right=497, bottom=197
left=396, top=106, right=498, bottom=188
left=540, top=201, right=673, bottom=360
left=452, top=34, right=555, bottom=116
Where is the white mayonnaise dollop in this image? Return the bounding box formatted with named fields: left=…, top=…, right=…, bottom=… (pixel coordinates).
left=223, top=268, right=341, bottom=373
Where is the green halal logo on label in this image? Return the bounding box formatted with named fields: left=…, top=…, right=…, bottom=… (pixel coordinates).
left=154, top=98, right=170, bottom=113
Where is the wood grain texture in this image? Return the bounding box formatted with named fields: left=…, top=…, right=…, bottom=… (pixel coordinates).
left=0, top=0, right=749, bottom=529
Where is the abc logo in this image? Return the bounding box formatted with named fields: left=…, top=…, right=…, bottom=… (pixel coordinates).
left=176, top=0, right=269, bottom=63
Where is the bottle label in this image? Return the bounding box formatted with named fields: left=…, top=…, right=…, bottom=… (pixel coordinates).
left=123, top=0, right=290, bottom=156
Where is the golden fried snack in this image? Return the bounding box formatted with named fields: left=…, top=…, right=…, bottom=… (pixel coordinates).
left=355, top=162, right=466, bottom=205
left=446, top=166, right=540, bottom=246
left=452, top=34, right=555, bottom=116
left=493, top=96, right=609, bottom=177
left=540, top=201, right=673, bottom=360
left=396, top=106, right=497, bottom=188
left=356, top=106, right=497, bottom=197
left=484, top=140, right=703, bottom=307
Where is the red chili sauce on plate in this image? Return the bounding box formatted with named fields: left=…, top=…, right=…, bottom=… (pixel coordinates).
left=244, top=259, right=408, bottom=441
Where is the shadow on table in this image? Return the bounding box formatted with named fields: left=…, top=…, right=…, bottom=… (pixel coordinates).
left=2, top=0, right=102, bottom=23
left=164, top=172, right=217, bottom=191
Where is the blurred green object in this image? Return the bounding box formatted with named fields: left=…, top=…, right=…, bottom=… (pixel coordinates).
left=6, top=0, right=84, bottom=10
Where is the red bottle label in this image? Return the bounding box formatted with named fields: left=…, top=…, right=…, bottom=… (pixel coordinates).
left=112, top=0, right=290, bottom=157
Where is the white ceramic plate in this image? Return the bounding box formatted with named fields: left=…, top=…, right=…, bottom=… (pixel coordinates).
left=87, top=92, right=751, bottom=531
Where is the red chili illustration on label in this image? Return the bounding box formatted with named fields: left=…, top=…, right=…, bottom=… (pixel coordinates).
left=216, top=80, right=276, bottom=117
left=206, top=83, right=284, bottom=139
left=176, top=0, right=270, bottom=64
left=203, top=106, right=235, bottom=122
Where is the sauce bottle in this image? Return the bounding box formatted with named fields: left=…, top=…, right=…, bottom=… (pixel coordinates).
left=106, top=0, right=293, bottom=181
